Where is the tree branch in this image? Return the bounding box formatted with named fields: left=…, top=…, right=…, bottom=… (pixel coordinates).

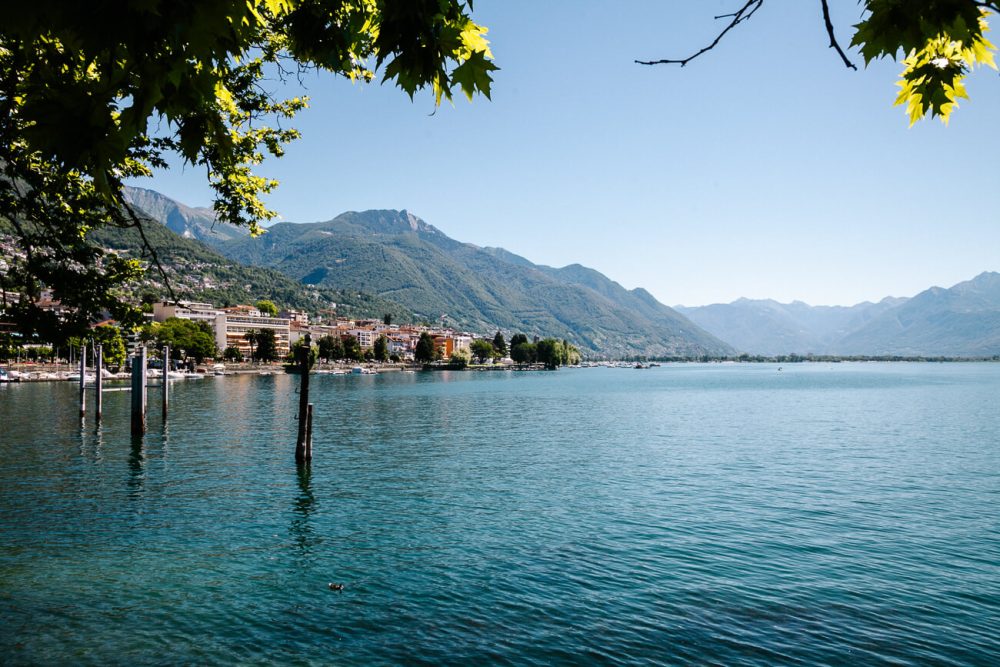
left=635, top=1, right=764, bottom=67
left=820, top=0, right=857, bottom=70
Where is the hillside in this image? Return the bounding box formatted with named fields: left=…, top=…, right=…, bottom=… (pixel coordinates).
left=123, top=186, right=247, bottom=243
left=830, top=272, right=1000, bottom=357
left=213, top=209, right=732, bottom=357
left=90, top=215, right=413, bottom=322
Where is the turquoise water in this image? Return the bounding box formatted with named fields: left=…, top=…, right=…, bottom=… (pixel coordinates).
left=1, top=363, right=998, bottom=665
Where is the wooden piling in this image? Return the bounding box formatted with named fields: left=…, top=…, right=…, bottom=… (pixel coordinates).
left=131, top=346, right=147, bottom=436
left=162, top=344, right=169, bottom=421
left=305, top=403, right=314, bottom=462
left=295, top=334, right=311, bottom=463
left=79, top=343, right=86, bottom=420
left=95, top=344, right=103, bottom=422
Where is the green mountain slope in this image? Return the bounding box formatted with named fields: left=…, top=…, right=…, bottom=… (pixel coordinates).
left=91, top=215, right=412, bottom=322
left=215, top=209, right=732, bottom=357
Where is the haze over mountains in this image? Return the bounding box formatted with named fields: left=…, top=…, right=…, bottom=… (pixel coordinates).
left=679, top=272, right=1000, bottom=357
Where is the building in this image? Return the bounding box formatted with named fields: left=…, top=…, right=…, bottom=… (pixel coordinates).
left=152, top=301, right=220, bottom=326
left=215, top=306, right=290, bottom=359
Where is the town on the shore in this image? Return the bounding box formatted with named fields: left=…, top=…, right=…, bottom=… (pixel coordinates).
left=0, top=293, right=581, bottom=377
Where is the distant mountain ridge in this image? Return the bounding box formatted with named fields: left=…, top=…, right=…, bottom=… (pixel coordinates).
left=211, top=208, right=732, bottom=357
left=123, top=186, right=247, bottom=243
left=678, top=273, right=1000, bottom=357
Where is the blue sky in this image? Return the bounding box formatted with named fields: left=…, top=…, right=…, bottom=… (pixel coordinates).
left=137, top=1, right=1000, bottom=307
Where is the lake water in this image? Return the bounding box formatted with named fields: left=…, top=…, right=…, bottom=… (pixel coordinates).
left=1, top=363, right=998, bottom=665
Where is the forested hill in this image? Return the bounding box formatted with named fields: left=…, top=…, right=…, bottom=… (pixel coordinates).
left=91, top=213, right=413, bottom=323
left=207, top=208, right=732, bottom=357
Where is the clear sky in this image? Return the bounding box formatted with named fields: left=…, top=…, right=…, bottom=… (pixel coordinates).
left=137, top=1, right=1000, bottom=307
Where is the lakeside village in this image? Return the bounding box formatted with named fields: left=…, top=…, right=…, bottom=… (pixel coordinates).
left=0, top=296, right=582, bottom=382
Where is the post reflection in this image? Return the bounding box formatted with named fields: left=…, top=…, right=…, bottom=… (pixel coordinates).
left=127, top=434, right=145, bottom=498
left=290, top=464, right=318, bottom=555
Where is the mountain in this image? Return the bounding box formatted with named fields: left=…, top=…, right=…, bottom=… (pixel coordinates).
left=678, top=273, right=1000, bottom=357
left=830, top=272, right=1000, bottom=357
left=212, top=209, right=732, bottom=357
left=123, top=186, right=248, bottom=243
left=90, top=211, right=412, bottom=322
left=677, top=297, right=907, bottom=355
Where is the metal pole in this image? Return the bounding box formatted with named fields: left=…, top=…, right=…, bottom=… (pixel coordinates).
left=95, top=344, right=103, bottom=422
left=131, top=346, right=147, bottom=436
left=295, top=334, right=311, bottom=463
left=162, top=344, right=169, bottom=421
left=79, top=343, right=86, bottom=420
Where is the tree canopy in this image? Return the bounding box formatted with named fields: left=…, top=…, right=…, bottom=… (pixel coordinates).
left=0, top=0, right=496, bottom=337
left=638, top=1, right=998, bottom=125
left=414, top=331, right=437, bottom=363
left=154, top=317, right=217, bottom=362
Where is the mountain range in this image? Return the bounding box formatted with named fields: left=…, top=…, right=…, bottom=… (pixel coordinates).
left=207, top=209, right=731, bottom=357
left=121, top=186, right=999, bottom=358
left=678, top=272, right=1000, bottom=357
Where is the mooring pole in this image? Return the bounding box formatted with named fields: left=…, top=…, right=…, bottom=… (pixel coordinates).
left=305, top=403, right=314, bottom=462
left=295, top=334, right=311, bottom=463
left=79, top=343, right=87, bottom=420
left=95, top=343, right=103, bottom=422
left=131, top=346, right=147, bottom=436
left=162, top=344, right=169, bottom=421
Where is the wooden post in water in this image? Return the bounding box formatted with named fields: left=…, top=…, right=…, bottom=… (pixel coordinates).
left=162, top=344, right=169, bottom=421
left=295, top=334, right=311, bottom=463
left=79, top=343, right=87, bottom=420
left=95, top=344, right=103, bottom=422
left=131, top=346, right=147, bottom=436
left=305, top=403, right=314, bottom=462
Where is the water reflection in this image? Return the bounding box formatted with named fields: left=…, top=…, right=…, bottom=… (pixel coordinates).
left=127, top=434, right=145, bottom=499
left=290, top=464, right=319, bottom=555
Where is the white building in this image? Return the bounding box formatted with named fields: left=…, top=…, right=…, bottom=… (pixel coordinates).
left=152, top=301, right=220, bottom=325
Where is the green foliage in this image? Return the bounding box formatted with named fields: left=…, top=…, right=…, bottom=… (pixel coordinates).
left=510, top=341, right=536, bottom=364
left=155, top=317, right=217, bottom=362
left=342, top=335, right=363, bottom=362
left=492, top=331, right=507, bottom=357
left=0, top=1, right=496, bottom=336
left=853, top=3, right=997, bottom=124
left=509, top=333, right=529, bottom=348
left=317, top=335, right=344, bottom=361
left=224, top=346, right=244, bottom=362
left=535, top=338, right=564, bottom=370
left=289, top=339, right=317, bottom=369
left=246, top=328, right=278, bottom=362
left=449, top=348, right=470, bottom=369
left=470, top=338, right=495, bottom=364
left=414, top=331, right=437, bottom=363
left=256, top=300, right=279, bottom=317
left=373, top=334, right=389, bottom=362
left=92, top=324, right=127, bottom=368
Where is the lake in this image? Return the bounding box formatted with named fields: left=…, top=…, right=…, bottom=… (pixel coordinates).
left=1, top=363, right=998, bottom=665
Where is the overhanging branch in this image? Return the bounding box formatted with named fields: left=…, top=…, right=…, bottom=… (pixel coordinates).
left=635, top=1, right=765, bottom=67
left=821, top=0, right=857, bottom=70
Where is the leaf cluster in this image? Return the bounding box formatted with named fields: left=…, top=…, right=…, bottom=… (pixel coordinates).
left=852, top=1, right=998, bottom=124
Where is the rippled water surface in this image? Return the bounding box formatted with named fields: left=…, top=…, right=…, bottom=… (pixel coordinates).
left=2, top=363, right=999, bottom=665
